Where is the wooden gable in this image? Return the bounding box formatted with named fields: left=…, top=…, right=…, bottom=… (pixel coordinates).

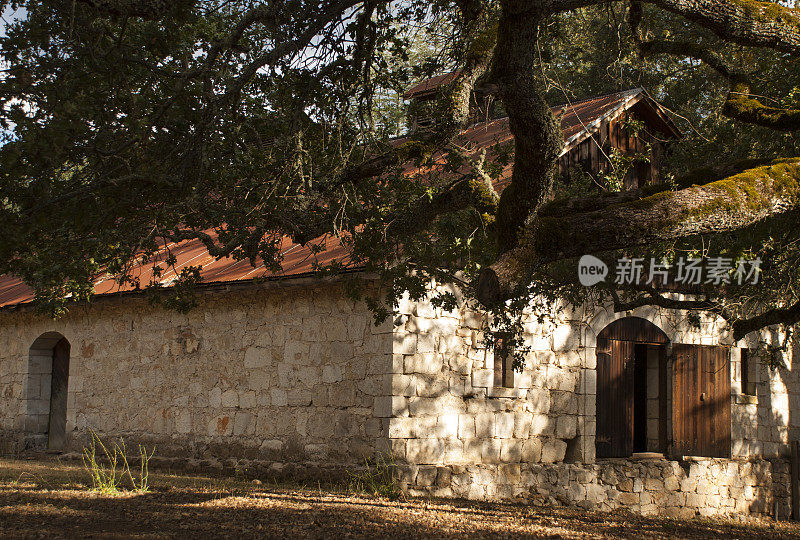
left=556, top=91, right=682, bottom=190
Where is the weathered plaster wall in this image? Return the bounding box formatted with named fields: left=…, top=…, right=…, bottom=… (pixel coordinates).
left=0, top=282, right=393, bottom=476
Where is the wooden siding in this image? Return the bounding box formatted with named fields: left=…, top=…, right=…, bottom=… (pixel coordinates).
left=557, top=101, right=668, bottom=189
left=672, top=344, right=731, bottom=458
left=596, top=337, right=635, bottom=458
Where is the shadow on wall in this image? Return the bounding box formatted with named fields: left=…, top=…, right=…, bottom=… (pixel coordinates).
left=763, top=329, right=799, bottom=519
left=24, top=332, right=70, bottom=452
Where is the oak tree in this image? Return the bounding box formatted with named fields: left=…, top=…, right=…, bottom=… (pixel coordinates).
left=1, top=0, right=800, bottom=349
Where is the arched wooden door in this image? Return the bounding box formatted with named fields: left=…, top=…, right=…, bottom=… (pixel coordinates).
left=47, top=338, right=70, bottom=452
left=596, top=317, right=669, bottom=458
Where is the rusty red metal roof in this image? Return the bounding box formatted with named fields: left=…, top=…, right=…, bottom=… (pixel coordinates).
left=0, top=232, right=353, bottom=309
left=0, top=88, right=679, bottom=309
left=395, top=87, right=678, bottom=193
left=402, top=72, right=461, bottom=99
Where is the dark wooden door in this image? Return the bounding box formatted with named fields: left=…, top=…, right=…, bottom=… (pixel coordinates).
left=596, top=338, right=635, bottom=457
left=47, top=338, right=70, bottom=452
left=672, top=344, right=731, bottom=457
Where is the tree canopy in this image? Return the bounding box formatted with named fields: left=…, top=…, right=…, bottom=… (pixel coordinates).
left=1, top=0, right=800, bottom=349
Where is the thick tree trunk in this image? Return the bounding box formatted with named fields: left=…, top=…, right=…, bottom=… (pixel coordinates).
left=476, top=158, right=800, bottom=305
left=491, top=4, right=563, bottom=254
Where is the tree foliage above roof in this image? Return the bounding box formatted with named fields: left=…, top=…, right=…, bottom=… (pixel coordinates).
left=1, top=0, right=800, bottom=344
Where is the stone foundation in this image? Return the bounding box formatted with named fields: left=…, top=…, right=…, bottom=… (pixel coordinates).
left=399, top=457, right=774, bottom=518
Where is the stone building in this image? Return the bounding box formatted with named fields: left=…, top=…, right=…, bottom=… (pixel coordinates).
left=0, top=87, right=795, bottom=518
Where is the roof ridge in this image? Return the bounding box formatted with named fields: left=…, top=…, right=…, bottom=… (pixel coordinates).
left=552, top=87, right=643, bottom=110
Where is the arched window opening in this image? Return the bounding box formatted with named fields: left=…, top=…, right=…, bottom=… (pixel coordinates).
left=26, top=332, right=70, bottom=452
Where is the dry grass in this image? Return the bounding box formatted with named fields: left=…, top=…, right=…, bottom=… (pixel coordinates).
left=1, top=457, right=799, bottom=539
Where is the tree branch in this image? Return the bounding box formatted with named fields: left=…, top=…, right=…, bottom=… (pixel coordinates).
left=732, top=301, right=800, bottom=340
left=645, top=0, right=800, bottom=56
left=637, top=38, right=800, bottom=130
left=477, top=158, right=800, bottom=305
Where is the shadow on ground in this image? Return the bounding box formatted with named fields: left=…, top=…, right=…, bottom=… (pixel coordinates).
left=0, top=458, right=799, bottom=539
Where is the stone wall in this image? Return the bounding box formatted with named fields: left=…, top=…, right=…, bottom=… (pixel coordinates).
left=398, top=457, right=773, bottom=518
left=0, top=276, right=796, bottom=517
left=387, top=287, right=796, bottom=516
left=0, top=281, right=393, bottom=476
left=730, top=342, right=800, bottom=460
left=386, top=290, right=589, bottom=469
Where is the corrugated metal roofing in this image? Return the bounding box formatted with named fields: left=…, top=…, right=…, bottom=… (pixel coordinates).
left=0, top=87, right=677, bottom=309
left=402, top=72, right=461, bottom=99
left=0, top=233, right=352, bottom=309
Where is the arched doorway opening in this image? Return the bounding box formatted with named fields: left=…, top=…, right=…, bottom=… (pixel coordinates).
left=596, top=317, right=669, bottom=458
left=26, top=332, right=70, bottom=452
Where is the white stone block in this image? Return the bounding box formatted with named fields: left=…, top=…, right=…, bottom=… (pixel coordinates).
left=437, top=413, right=459, bottom=438
left=416, top=374, right=448, bottom=397
left=322, top=364, right=343, bottom=383
left=458, top=414, right=476, bottom=438
left=552, top=324, right=581, bottom=352
left=495, top=412, right=515, bottom=439
left=243, top=347, right=263, bottom=368
left=408, top=397, right=441, bottom=416
left=233, top=412, right=252, bottom=435
left=472, top=369, right=492, bottom=388
left=220, top=389, right=238, bottom=408
left=417, top=334, right=436, bottom=354
left=388, top=417, right=415, bottom=438
left=513, top=413, right=532, bottom=438
left=530, top=414, right=554, bottom=436
left=394, top=333, right=416, bottom=355
left=406, top=438, right=445, bottom=464
left=481, top=439, right=502, bottom=463
left=405, top=353, right=443, bottom=375
left=555, top=416, right=577, bottom=439
left=526, top=390, right=550, bottom=414
left=521, top=438, right=542, bottom=462
left=239, top=390, right=257, bottom=409
left=584, top=370, right=597, bottom=395
left=475, top=412, right=495, bottom=438
left=516, top=372, right=532, bottom=389
left=540, top=439, right=567, bottom=463
left=270, top=388, right=288, bottom=407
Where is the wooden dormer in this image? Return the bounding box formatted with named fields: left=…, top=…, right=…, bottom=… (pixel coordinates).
left=403, top=74, right=682, bottom=189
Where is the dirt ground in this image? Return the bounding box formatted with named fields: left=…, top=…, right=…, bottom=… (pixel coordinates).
left=1, top=458, right=799, bottom=539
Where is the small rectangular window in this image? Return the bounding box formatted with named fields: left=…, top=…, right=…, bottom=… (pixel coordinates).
left=493, top=338, right=514, bottom=388
left=742, top=348, right=757, bottom=396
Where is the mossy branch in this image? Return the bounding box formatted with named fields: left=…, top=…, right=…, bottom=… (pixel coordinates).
left=637, top=39, right=800, bottom=131
left=723, top=80, right=800, bottom=131
left=643, top=0, right=800, bottom=55
left=384, top=173, right=499, bottom=239
left=477, top=158, right=800, bottom=305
